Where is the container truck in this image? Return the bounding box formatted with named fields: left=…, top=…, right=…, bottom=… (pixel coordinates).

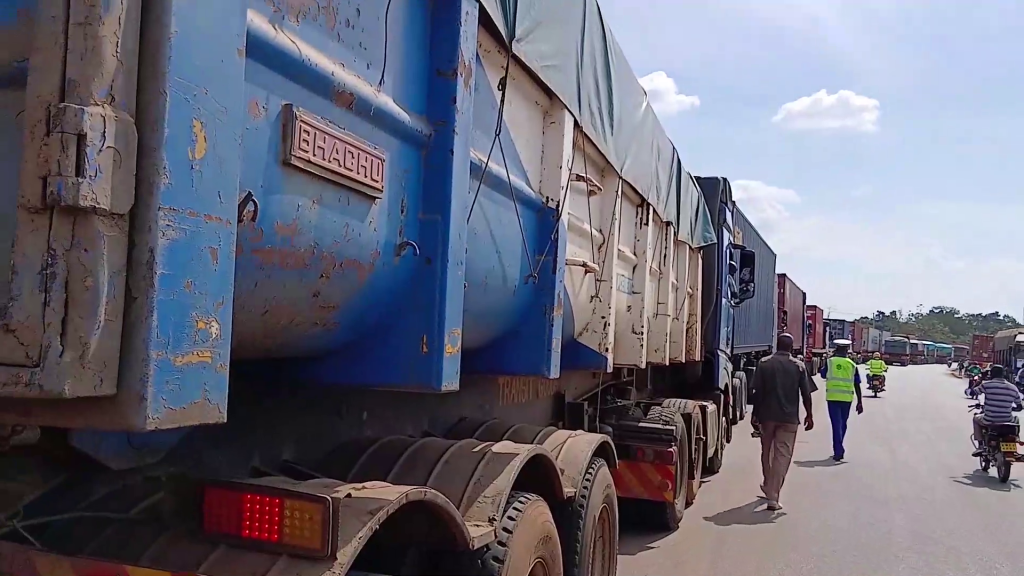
left=0, top=1, right=771, bottom=575
left=825, top=319, right=854, bottom=349
left=994, top=329, right=1024, bottom=371
left=776, top=274, right=806, bottom=356
left=804, top=305, right=826, bottom=371
left=882, top=336, right=911, bottom=366
left=731, top=206, right=778, bottom=387
left=952, top=344, right=970, bottom=362
left=971, top=333, right=996, bottom=365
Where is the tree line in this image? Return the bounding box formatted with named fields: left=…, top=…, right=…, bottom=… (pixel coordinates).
left=855, top=306, right=1022, bottom=345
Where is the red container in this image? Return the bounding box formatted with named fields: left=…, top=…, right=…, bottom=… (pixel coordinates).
left=970, top=333, right=995, bottom=364
left=777, top=274, right=806, bottom=350
left=805, top=305, right=824, bottom=350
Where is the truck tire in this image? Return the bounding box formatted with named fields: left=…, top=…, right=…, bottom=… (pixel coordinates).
left=478, top=492, right=564, bottom=576
left=561, top=458, right=617, bottom=576
left=643, top=406, right=690, bottom=530
left=734, top=372, right=748, bottom=423
left=705, top=415, right=726, bottom=474
left=657, top=399, right=705, bottom=506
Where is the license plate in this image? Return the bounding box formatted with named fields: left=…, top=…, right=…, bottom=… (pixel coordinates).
left=1001, top=442, right=1017, bottom=453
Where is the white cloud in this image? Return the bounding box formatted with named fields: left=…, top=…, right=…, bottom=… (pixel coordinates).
left=732, top=180, right=801, bottom=243
left=771, top=89, right=880, bottom=132
left=639, top=71, right=700, bottom=116
left=733, top=186, right=1024, bottom=320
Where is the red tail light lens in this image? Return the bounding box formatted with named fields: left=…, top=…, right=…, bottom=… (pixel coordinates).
left=202, top=483, right=332, bottom=558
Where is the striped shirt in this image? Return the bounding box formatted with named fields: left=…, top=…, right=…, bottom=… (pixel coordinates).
left=981, top=378, right=1022, bottom=424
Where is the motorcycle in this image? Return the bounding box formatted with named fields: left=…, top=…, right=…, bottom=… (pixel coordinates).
left=970, top=403, right=1024, bottom=483
left=867, top=374, right=886, bottom=397
left=965, top=375, right=982, bottom=399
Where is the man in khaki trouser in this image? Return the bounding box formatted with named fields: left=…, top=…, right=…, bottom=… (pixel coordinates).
left=749, top=333, right=814, bottom=511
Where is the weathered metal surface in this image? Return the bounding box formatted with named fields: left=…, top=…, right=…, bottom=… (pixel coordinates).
left=611, top=459, right=676, bottom=502
left=0, top=0, right=140, bottom=402
left=0, top=0, right=239, bottom=427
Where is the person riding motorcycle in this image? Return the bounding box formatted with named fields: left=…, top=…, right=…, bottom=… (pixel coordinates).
left=867, top=352, right=888, bottom=388
left=971, top=364, right=1023, bottom=457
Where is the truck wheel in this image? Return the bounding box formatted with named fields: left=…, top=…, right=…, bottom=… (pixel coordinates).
left=734, top=372, right=748, bottom=422
left=724, top=416, right=734, bottom=445
left=643, top=406, right=689, bottom=530
left=686, top=435, right=704, bottom=505
left=706, top=416, right=726, bottom=474
left=479, top=492, right=563, bottom=576
left=561, top=458, right=617, bottom=576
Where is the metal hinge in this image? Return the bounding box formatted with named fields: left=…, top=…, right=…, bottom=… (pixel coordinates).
left=45, top=103, right=138, bottom=215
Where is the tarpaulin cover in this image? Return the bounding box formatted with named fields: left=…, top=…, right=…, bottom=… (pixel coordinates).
left=478, top=0, right=716, bottom=248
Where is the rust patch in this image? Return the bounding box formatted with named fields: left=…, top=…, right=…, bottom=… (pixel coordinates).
left=274, top=219, right=300, bottom=239
left=553, top=291, right=564, bottom=318
left=458, top=50, right=473, bottom=92
left=332, top=88, right=357, bottom=110
left=444, top=329, right=462, bottom=356
left=208, top=246, right=220, bottom=266
left=160, top=206, right=231, bottom=227
left=184, top=279, right=194, bottom=292
left=171, top=350, right=215, bottom=366
left=321, top=3, right=338, bottom=30
left=284, top=0, right=318, bottom=24
left=248, top=99, right=266, bottom=119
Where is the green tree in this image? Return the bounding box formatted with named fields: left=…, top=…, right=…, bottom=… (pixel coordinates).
left=856, top=308, right=1021, bottom=344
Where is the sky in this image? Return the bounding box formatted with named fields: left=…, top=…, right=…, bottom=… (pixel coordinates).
left=598, top=0, right=1024, bottom=321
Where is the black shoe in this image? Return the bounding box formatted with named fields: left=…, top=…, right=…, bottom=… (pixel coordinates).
left=833, top=454, right=844, bottom=461
left=972, top=449, right=985, bottom=457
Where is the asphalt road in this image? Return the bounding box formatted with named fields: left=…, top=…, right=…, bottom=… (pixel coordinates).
left=618, top=364, right=1024, bottom=576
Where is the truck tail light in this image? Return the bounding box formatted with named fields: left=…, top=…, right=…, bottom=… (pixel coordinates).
left=631, top=446, right=677, bottom=465
left=202, top=483, right=332, bottom=558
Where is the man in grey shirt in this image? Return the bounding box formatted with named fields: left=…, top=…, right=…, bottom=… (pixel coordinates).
left=750, top=333, right=814, bottom=511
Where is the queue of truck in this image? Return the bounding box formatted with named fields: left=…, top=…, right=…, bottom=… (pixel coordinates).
left=0, top=2, right=825, bottom=575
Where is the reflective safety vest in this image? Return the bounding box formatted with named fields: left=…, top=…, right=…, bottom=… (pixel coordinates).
left=826, top=356, right=857, bottom=402
left=867, top=359, right=887, bottom=375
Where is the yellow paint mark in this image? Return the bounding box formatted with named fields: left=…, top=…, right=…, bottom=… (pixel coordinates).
left=189, top=118, right=207, bottom=161
left=444, top=328, right=462, bottom=356
left=31, top=554, right=76, bottom=576
left=194, top=315, right=222, bottom=341
left=171, top=350, right=214, bottom=366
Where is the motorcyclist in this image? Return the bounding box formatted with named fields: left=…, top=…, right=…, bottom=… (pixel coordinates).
left=972, top=364, right=1023, bottom=457
left=867, top=352, right=888, bottom=388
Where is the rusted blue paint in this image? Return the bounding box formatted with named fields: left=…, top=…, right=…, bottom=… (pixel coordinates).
left=117, top=0, right=246, bottom=428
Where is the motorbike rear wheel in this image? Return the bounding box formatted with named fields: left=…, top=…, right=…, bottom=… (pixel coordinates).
left=997, top=455, right=1012, bottom=483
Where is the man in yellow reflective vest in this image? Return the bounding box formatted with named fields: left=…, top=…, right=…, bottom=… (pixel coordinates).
left=818, top=339, right=864, bottom=461
left=867, top=352, right=888, bottom=390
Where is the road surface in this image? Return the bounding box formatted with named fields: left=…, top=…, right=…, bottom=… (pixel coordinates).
left=618, top=364, right=1024, bottom=576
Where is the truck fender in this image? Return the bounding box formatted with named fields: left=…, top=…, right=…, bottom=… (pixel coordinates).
left=444, top=418, right=617, bottom=496
left=330, top=481, right=474, bottom=574
left=538, top=428, right=618, bottom=496
left=315, top=434, right=565, bottom=547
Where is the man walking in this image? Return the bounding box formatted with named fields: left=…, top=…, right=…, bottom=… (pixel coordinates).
left=819, top=339, right=863, bottom=461
left=750, top=333, right=814, bottom=511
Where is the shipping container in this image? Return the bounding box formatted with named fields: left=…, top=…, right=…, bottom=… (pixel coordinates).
left=776, top=274, right=806, bottom=350
left=952, top=344, right=970, bottom=361
left=971, top=333, right=995, bottom=364
left=805, top=305, right=825, bottom=350
left=0, top=0, right=755, bottom=573
left=731, top=206, right=777, bottom=354
left=825, top=318, right=854, bottom=348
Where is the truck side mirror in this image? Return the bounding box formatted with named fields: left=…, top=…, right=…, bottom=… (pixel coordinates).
left=736, top=249, right=756, bottom=302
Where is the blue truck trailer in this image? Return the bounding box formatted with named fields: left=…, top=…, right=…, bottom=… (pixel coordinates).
left=730, top=205, right=778, bottom=387
left=0, top=1, right=763, bottom=575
